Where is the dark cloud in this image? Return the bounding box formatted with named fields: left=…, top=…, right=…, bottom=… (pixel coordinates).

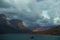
left=0, top=0, right=11, bottom=8
left=37, top=0, right=44, bottom=2
left=0, top=0, right=60, bottom=29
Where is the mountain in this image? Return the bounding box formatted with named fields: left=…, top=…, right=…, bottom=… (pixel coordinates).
left=32, top=25, right=60, bottom=35
left=10, top=19, right=23, bottom=29
left=10, top=19, right=32, bottom=33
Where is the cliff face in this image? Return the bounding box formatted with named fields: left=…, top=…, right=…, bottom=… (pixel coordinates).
left=32, top=25, right=60, bottom=35
left=10, top=19, right=25, bottom=29
left=10, top=19, right=32, bottom=33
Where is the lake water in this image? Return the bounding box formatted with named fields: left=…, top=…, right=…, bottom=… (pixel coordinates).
left=0, top=34, right=60, bottom=40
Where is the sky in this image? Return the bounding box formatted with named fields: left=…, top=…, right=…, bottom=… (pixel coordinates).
left=0, top=0, right=60, bottom=29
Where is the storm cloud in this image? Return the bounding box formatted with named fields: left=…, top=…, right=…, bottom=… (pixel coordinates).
left=0, top=0, right=60, bottom=29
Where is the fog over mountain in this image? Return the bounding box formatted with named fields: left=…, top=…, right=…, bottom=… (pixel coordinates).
left=0, top=0, right=60, bottom=29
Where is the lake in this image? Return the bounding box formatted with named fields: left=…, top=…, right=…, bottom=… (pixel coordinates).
left=0, top=34, right=60, bottom=40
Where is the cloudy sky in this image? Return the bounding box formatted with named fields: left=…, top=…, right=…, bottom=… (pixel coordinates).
left=0, top=0, right=60, bottom=28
